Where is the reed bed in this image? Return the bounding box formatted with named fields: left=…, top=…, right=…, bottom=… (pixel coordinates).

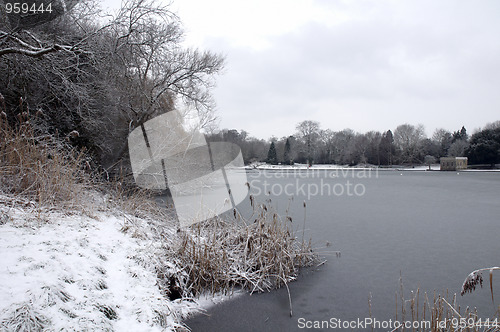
left=390, top=275, right=500, bottom=332
left=161, top=197, right=318, bottom=303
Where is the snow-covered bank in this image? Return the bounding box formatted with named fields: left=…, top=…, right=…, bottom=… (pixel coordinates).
left=0, top=190, right=315, bottom=331
left=0, top=195, right=204, bottom=331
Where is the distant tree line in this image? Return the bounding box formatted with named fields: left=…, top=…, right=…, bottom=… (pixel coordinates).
left=207, top=120, right=500, bottom=167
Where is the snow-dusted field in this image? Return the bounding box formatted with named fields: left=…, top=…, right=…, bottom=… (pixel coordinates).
left=0, top=185, right=313, bottom=331
left=0, top=195, right=213, bottom=331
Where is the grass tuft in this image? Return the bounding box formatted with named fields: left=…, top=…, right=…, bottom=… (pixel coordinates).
left=95, top=304, right=118, bottom=321
left=0, top=303, right=50, bottom=332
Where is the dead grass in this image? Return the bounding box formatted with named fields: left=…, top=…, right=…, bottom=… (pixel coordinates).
left=159, top=197, right=317, bottom=304
left=391, top=275, right=500, bottom=332
left=0, top=97, right=319, bottom=327
left=0, top=99, right=90, bottom=208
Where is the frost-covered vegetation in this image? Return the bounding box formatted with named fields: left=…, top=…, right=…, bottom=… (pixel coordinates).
left=0, top=188, right=316, bottom=331
left=0, top=107, right=316, bottom=330
left=390, top=276, right=500, bottom=332
left=0, top=195, right=195, bottom=331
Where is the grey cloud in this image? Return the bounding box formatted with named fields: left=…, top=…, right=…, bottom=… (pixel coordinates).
left=205, top=1, right=500, bottom=138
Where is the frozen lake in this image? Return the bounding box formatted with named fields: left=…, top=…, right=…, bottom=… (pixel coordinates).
left=186, top=170, right=500, bottom=331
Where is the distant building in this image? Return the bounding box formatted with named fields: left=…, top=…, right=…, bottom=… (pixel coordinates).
left=440, top=157, right=468, bottom=171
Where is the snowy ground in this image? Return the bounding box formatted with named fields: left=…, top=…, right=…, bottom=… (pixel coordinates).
left=0, top=195, right=229, bottom=331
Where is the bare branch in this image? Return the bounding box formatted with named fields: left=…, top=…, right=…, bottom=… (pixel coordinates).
left=0, top=44, right=62, bottom=57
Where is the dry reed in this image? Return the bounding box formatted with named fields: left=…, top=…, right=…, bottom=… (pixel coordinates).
left=0, top=98, right=90, bottom=208
left=161, top=196, right=318, bottom=302
left=391, top=276, right=500, bottom=332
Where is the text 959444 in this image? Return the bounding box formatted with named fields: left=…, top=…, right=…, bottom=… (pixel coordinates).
left=5, top=2, right=53, bottom=14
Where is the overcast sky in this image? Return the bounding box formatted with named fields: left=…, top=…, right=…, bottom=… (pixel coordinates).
left=103, top=0, right=500, bottom=139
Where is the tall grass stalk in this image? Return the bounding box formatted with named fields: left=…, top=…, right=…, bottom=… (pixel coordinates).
left=392, top=277, right=500, bottom=332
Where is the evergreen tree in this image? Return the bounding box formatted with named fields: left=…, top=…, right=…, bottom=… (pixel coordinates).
left=460, top=126, right=468, bottom=141
left=379, top=130, right=395, bottom=165
left=466, top=127, right=500, bottom=166
left=452, top=126, right=468, bottom=142
left=283, top=138, right=291, bottom=165
left=267, top=142, right=278, bottom=165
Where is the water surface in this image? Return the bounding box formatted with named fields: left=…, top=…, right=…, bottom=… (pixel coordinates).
left=186, top=170, right=500, bottom=331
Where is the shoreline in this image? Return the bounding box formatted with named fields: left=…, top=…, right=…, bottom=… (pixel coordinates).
left=244, top=163, right=500, bottom=172
left=0, top=187, right=315, bottom=331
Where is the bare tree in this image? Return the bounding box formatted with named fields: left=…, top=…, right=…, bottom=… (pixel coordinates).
left=484, top=120, right=500, bottom=130
left=352, top=133, right=370, bottom=165
left=296, top=120, right=320, bottom=165
left=320, top=129, right=336, bottom=164
left=332, top=129, right=356, bottom=165
left=99, top=0, right=224, bottom=167
left=448, top=139, right=469, bottom=157
left=393, top=124, right=426, bottom=165
left=0, top=1, right=104, bottom=135
left=109, top=0, right=223, bottom=126
left=364, top=131, right=382, bottom=165
left=432, top=128, right=453, bottom=157
left=0, top=0, right=225, bottom=174
left=424, top=155, right=437, bottom=170
left=0, top=0, right=84, bottom=57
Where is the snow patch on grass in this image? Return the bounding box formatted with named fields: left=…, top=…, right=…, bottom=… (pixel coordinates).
left=0, top=201, right=195, bottom=331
